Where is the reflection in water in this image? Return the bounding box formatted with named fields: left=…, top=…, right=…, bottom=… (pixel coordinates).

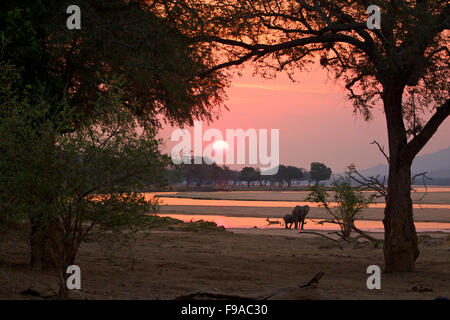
left=158, top=214, right=450, bottom=233
left=411, top=187, right=450, bottom=192
left=151, top=195, right=450, bottom=209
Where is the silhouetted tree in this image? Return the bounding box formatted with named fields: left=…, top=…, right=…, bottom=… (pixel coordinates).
left=1, top=0, right=227, bottom=269
left=286, top=166, right=305, bottom=187
left=276, top=165, right=303, bottom=187
left=0, top=69, right=168, bottom=298
left=239, top=167, right=260, bottom=187
left=167, top=0, right=450, bottom=271
left=310, top=162, right=333, bottom=185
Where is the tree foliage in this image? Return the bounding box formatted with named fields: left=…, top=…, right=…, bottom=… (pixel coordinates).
left=239, top=167, right=260, bottom=187
left=307, top=174, right=375, bottom=239
left=310, top=162, right=332, bottom=184
left=0, top=61, right=169, bottom=297
left=161, top=0, right=449, bottom=138
left=1, top=0, right=228, bottom=130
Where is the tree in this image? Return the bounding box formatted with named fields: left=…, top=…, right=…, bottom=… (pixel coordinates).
left=286, top=166, right=305, bottom=187
left=1, top=0, right=227, bottom=269
left=276, top=165, right=304, bottom=187
left=0, top=0, right=227, bottom=127
left=163, top=0, right=450, bottom=271
left=310, top=162, right=333, bottom=185
left=239, top=167, right=260, bottom=187
left=212, top=165, right=235, bottom=189
left=0, top=65, right=169, bottom=297
left=307, top=174, right=375, bottom=239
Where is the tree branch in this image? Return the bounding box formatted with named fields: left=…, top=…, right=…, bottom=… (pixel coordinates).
left=193, top=33, right=373, bottom=78
left=371, top=140, right=390, bottom=163
left=347, top=164, right=387, bottom=199
left=402, top=99, right=450, bottom=162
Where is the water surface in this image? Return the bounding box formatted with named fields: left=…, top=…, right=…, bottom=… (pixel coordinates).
left=158, top=214, right=450, bottom=233
left=151, top=194, right=450, bottom=209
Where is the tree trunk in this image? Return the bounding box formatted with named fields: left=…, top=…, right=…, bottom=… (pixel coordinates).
left=30, top=217, right=55, bottom=270
left=383, top=161, right=419, bottom=272
left=382, top=81, right=419, bottom=272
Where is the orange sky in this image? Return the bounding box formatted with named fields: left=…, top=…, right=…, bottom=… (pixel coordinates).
left=159, top=63, right=450, bottom=173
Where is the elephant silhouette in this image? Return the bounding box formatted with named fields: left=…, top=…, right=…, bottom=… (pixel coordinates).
left=292, top=205, right=310, bottom=229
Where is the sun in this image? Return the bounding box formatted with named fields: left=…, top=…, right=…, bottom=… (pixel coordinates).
left=213, top=140, right=229, bottom=151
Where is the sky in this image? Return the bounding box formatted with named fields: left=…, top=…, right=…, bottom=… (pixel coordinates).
left=158, top=63, right=450, bottom=173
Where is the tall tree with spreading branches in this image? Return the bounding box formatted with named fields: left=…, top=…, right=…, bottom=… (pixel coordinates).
left=1, top=0, right=229, bottom=269
left=159, top=0, right=450, bottom=271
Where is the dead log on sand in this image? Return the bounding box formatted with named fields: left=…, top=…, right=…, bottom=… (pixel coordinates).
left=175, top=272, right=329, bottom=300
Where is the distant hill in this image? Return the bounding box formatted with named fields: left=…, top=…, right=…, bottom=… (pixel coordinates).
left=358, top=146, right=450, bottom=185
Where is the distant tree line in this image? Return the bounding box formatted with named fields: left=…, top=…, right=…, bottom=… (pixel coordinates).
left=165, top=158, right=332, bottom=189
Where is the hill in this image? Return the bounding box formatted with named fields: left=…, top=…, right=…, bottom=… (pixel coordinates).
left=358, top=146, right=450, bottom=185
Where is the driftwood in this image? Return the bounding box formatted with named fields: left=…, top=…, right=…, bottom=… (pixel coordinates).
left=175, top=272, right=329, bottom=300
left=298, top=231, right=343, bottom=245
left=311, top=219, right=382, bottom=245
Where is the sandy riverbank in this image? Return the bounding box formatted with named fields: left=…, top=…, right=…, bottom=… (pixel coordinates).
left=2, top=190, right=448, bottom=300
left=153, top=190, right=450, bottom=223
left=1, top=227, right=449, bottom=300
left=158, top=205, right=450, bottom=222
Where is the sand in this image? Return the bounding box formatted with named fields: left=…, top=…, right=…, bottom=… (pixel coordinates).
left=155, top=190, right=450, bottom=204
left=1, top=190, right=449, bottom=300
left=1, top=228, right=449, bottom=300
left=154, top=190, right=450, bottom=222
left=158, top=205, right=450, bottom=222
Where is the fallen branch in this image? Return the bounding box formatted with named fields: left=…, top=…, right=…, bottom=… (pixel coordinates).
left=312, top=219, right=381, bottom=244
left=175, top=272, right=327, bottom=300
left=298, top=231, right=343, bottom=244
left=350, top=224, right=380, bottom=243
left=175, top=292, right=254, bottom=300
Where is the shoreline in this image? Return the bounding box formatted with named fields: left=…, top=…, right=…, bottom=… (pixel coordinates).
left=226, top=228, right=450, bottom=239
left=157, top=205, right=450, bottom=222
left=157, top=213, right=450, bottom=233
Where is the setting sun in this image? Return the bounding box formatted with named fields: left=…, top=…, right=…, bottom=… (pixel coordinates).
left=213, top=140, right=229, bottom=151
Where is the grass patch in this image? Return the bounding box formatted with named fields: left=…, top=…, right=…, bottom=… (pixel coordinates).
left=146, top=215, right=184, bottom=228
left=168, top=219, right=226, bottom=232
left=146, top=215, right=225, bottom=232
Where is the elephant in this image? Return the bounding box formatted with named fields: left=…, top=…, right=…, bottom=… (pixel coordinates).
left=292, top=205, right=310, bottom=230
left=283, top=214, right=295, bottom=229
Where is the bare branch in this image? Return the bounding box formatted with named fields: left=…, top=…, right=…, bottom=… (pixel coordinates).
left=298, top=230, right=343, bottom=244
left=313, top=219, right=380, bottom=243
left=347, top=164, right=387, bottom=199
left=371, top=140, right=390, bottom=163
